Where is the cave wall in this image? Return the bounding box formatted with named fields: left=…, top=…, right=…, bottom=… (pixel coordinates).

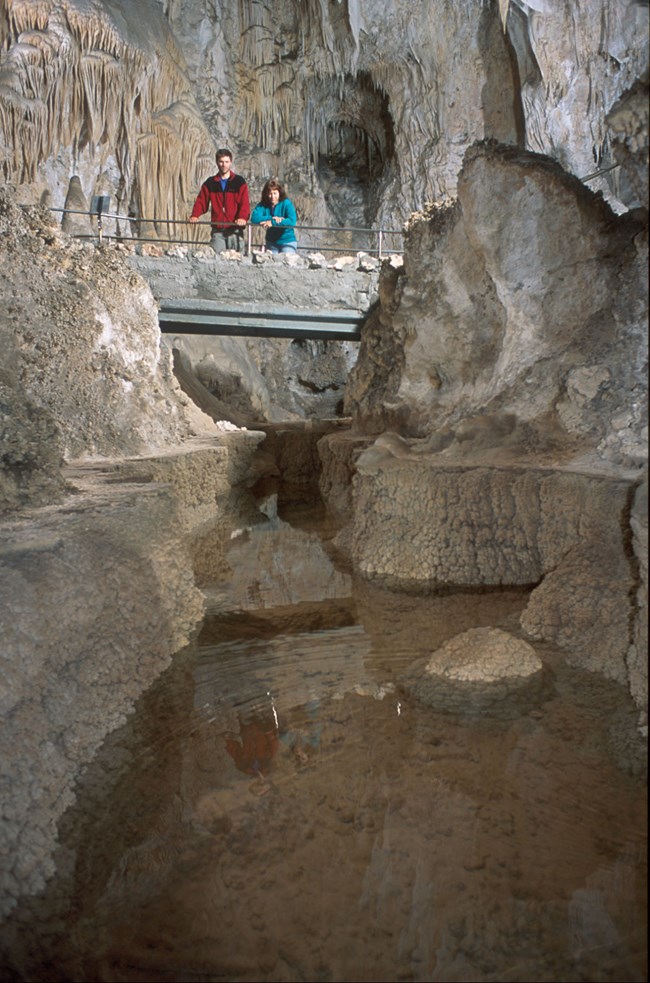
left=2, top=0, right=647, bottom=237
left=161, top=0, right=648, bottom=227
left=0, top=0, right=215, bottom=233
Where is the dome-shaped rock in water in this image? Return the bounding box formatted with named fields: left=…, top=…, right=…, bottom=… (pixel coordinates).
left=403, top=627, right=549, bottom=718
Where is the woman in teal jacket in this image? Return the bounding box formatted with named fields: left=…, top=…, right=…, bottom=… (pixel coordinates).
left=250, top=179, right=298, bottom=253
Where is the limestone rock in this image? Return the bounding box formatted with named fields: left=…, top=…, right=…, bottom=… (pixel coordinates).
left=329, top=256, right=359, bottom=271
left=252, top=250, right=274, bottom=265
left=0, top=189, right=217, bottom=473
left=520, top=541, right=633, bottom=685
left=424, top=627, right=542, bottom=682
left=0, top=0, right=214, bottom=237
left=348, top=456, right=642, bottom=688
left=60, top=176, right=91, bottom=238
left=0, top=382, right=67, bottom=513
left=347, top=141, right=648, bottom=469
left=306, top=252, right=328, bottom=269
left=0, top=466, right=206, bottom=918
left=357, top=253, right=380, bottom=273
left=607, top=74, right=650, bottom=211
left=403, top=627, right=547, bottom=717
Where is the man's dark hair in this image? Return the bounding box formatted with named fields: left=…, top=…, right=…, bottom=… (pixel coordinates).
left=216, top=148, right=233, bottom=160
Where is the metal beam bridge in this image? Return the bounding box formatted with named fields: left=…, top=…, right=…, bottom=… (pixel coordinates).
left=158, top=300, right=365, bottom=341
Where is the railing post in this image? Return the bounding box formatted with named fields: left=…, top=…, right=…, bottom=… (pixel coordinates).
left=378, top=229, right=383, bottom=260
left=246, top=223, right=252, bottom=257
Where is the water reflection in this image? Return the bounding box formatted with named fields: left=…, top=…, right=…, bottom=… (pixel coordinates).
left=0, top=507, right=646, bottom=983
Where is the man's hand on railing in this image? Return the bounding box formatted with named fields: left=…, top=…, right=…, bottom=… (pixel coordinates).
left=188, top=216, right=198, bottom=224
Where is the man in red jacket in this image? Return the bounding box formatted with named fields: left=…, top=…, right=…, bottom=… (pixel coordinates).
left=189, top=148, right=250, bottom=253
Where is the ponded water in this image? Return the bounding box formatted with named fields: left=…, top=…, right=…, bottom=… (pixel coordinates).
left=1, top=505, right=647, bottom=982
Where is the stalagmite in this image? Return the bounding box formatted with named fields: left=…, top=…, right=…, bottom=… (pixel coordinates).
left=61, top=173, right=91, bottom=235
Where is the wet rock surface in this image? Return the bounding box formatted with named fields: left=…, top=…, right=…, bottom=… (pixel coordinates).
left=402, top=627, right=550, bottom=719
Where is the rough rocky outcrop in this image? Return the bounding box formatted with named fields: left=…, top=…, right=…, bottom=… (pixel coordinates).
left=346, top=142, right=648, bottom=469
left=0, top=189, right=219, bottom=492
left=321, top=141, right=648, bottom=719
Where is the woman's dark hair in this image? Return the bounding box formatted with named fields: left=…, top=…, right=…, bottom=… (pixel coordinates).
left=261, top=178, right=286, bottom=204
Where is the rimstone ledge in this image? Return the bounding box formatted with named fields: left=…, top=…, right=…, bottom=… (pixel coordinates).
left=0, top=471, right=202, bottom=917
left=341, top=456, right=642, bottom=688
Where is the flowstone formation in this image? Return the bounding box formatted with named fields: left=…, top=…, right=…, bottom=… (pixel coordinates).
left=320, top=138, right=648, bottom=722
left=0, top=0, right=214, bottom=233
left=2, top=0, right=646, bottom=239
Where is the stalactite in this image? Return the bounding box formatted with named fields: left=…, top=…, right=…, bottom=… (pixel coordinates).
left=7, top=0, right=52, bottom=37
left=0, top=0, right=215, bottom=231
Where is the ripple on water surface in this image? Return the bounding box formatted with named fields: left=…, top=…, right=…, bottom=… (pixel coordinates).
left=1, top=508, right=647, bottom=983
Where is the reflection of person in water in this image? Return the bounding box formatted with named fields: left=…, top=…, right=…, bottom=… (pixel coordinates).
left=225, top=703, right=279, bottom=793
left=280, top=698, right=322, bottom=765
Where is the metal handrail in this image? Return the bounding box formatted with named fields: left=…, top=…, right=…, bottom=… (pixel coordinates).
left=39, top=162, right=622, bottom=255
left=579, top=162, right=621, bottom=183
left=45, top=207, right=405, bottom=257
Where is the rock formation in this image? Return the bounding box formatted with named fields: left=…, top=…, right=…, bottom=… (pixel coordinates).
left=0, top=191, right=219, bottom=465
left=0, top=186, right=263, bottom=918
left=2, top=0, right=646, bottom=231
left=0, top=0, right=215, bottom=237
left=0, top=0, right=647, bottom=929
left=320, top=138, right=648, bottom=720
left=345, top=141, right=648, bottom=468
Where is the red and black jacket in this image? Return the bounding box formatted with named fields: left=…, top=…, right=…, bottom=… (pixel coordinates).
left=191, top=172, right=251, bottom=232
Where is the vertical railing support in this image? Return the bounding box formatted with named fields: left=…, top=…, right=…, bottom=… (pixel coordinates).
left=378, top=229, right=383, bottom=260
